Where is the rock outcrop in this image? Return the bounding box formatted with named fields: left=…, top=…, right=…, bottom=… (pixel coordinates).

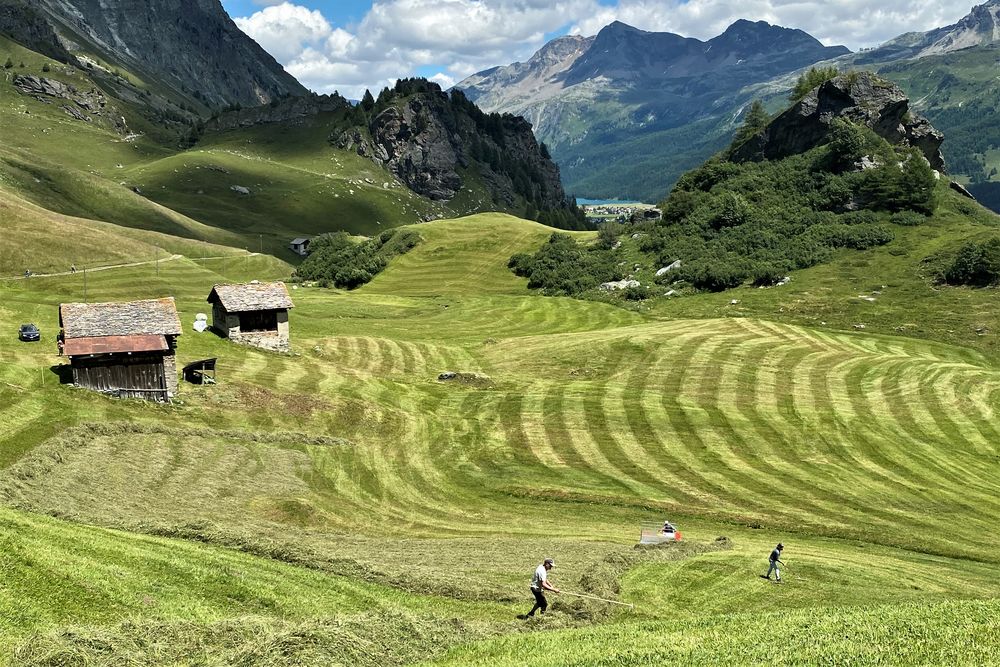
left=13, top=74, right=129, bottom=133
left=335, top=81, right=571, bottom=212
left=206, top=94, right=350, bottom=132
left=731, top=72, right=945, bottom=170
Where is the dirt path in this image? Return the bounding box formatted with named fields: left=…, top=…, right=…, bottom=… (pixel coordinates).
left=3, top=253, right=259, bottom=281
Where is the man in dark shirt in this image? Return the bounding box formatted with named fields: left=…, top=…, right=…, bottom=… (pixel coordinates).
left=764, top=543, right=784, bottom=582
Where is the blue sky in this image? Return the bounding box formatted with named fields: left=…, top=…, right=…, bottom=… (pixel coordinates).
left=221, top=1, right=973, bottom=99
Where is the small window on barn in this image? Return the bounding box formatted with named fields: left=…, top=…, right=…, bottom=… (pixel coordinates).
left=239, top=310, right=278, bottom=332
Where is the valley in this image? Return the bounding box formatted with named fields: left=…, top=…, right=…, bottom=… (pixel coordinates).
left=1, top=213, right=1000, bottom=664
left=1, top=0, right=1000, bottom=664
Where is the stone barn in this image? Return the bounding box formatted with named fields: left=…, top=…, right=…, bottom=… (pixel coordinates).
left=289, top=237, right=310, bottom=256
left=207, top=281, right=294, bottom=352
left=58, top=297, right=182, bottom=401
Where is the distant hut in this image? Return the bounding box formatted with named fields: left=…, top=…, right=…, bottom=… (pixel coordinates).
left=289, top=237, right=310, bottom=256
left=207, top=281, right=294, bottom=352
left=58, top=297, right=182, bottom=401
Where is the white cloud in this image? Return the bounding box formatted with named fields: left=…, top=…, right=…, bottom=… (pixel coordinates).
left=233, top=0, right=977, bottom=99
left=234, top=3, right=332, bottom=62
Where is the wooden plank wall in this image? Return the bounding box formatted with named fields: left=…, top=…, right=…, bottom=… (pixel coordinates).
left=71, top=353, right=168, bottom=401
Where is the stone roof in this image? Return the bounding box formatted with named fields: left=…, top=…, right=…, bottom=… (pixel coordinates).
left=59, top=298, right=182, bottom=339
left=290, top=237, right=309, bottom=245
left=208, top=281, right=294, bottom=312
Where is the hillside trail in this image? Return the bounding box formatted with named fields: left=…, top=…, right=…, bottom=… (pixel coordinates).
left=2, top=253, right=260, bottom=281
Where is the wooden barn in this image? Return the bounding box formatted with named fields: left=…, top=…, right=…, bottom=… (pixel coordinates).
left=58, top=298, right=182, bottom=401
left=207, top=281, right=294, bottom=352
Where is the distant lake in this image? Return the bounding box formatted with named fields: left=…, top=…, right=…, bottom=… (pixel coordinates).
left=576, top=198, right=645, bottom=206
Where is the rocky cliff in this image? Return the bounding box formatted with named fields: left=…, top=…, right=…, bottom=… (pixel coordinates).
left=334, top=80, right=577, bottom=222
left=0, top=0, right=306, bottom=108
left=731, top=71, right=945, bottom=170
left=0, top=0, right=71, bottom=62
left=206, top=93, right=350, bottom=132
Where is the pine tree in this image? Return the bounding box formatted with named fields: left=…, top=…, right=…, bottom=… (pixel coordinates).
left=790, top=66, right=839, bottom=102
left=730, top=100, right=769, bottom=149
left=360, top=89, right=375, bottom=112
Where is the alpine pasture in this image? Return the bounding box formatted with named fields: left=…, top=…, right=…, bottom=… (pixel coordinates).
left=1, top=213, right=1000, bottom=664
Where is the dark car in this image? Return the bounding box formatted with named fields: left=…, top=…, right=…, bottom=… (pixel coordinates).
left=18, top=323, right=40, bottom=342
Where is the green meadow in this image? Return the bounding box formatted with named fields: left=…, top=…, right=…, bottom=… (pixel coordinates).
left=1, top=212, right=999, bottom=664
left=2, top=31, right=1000, bottom=663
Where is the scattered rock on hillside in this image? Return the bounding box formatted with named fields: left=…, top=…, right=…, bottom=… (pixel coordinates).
left=231, top=185, right=251, bottom=195
left=12, top=74, right=131, bottom=134
left=655, top=260, right=682, bottom=276
left=600, top=279, right=641, bottom=291
left=206, top=93, right=349, bottom=132
left=950, top=181, right=976, bottom=200
left=732, top=71, right=945, bottom=170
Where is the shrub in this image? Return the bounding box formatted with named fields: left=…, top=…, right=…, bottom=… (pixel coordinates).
left=751, top=264, right=786, bottom=287
left=683, top=261, right=749, bottom=291
left=860, top=149, right=937, bottom=214
left=597, top=222, right=620, bottom=250
left=42, top=63, right=51, bottom=73
left=890, top=211, right=927, bottom=227
left=295, top=228, right=421, bottom=289
left=840, top=210, right=881, bottom=226
left=945, top=238, right=1000, bottom=286
left=622, top=285, right=650, bottom=301
left=807, top=223, right=894, bottom=250
left=508, top=233, right=621, bottom=295
left=3, top=57, right=12, bottom=69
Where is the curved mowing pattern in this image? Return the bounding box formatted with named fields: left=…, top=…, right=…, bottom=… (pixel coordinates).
left=465, top=319, right=1000, bottom=557
left=9, top=312, right=1000, bottom=565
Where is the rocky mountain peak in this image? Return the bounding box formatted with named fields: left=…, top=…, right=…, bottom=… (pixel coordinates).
left=731, top=71, right=945, bottom=169
left=878, top=0, right=1000, bottom=59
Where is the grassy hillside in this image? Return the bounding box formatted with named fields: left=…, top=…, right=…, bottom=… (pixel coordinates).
left=0, top=36, right=549, bottom=267
left=0, top=211, right=998, bottom=663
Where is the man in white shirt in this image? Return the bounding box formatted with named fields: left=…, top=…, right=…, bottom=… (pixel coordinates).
left=527, top=557, right=559, bottom=617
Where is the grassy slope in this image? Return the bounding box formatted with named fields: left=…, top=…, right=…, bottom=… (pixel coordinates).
left=125, top=117, right=454, bottom=256
left=426, top=598, right=1000, bottom=665
left=0, top=212, right=998, bottom=663
left=0, top=36, right=504, bottom=267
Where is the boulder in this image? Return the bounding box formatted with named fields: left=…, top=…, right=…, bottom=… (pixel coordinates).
left=231, top=185, right=251, bottom=195
left=655, top=260, right=682, bottom=276
left=949, top=181, right=976, bottom=200
left=732, top=71, right=945, bottom=170
left=599, top=279, right=641, bottom=291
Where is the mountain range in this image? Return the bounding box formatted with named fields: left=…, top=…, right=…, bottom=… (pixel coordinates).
left=457, top=0, right=1000, bottom=204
